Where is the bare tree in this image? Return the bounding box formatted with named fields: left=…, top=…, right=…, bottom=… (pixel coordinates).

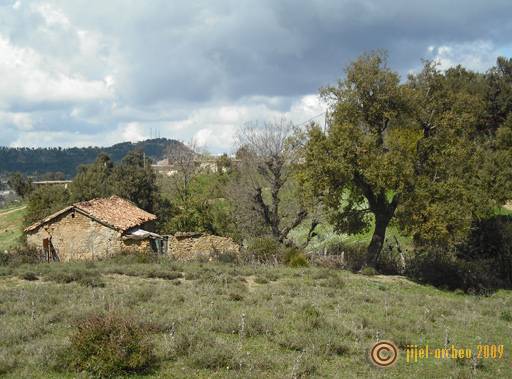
left=234, top=119, right=310, bottom=244
left=166, top=140, right=198, bottom=203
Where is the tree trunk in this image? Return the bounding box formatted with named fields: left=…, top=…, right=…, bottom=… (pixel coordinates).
left=366, top=212, right=391, bottom=268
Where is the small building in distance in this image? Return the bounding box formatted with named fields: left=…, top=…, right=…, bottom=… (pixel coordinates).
left=24, top=196, right=166, bottom=261
left=31, top=180, right=73, bottom=189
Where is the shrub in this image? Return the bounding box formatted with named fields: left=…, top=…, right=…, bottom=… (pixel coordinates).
left=170, top=329, right=239, bottom=369
left=46, top=270, right=83, bottom=284
left=145, top=270, right=183, bottom=280
left=301, top=303, right=324, bottom=329
left=360, top=267, right=378, bottom=276
left=245, top=237, right=282, bottom=263
left=254, top=276, right=269, bottom=284
left=170, top=329, right=203, bottom=359
left=500, top=310, right=512, bottom=322
left=78, top=275, right=105, bottom=288
left=320, top=275, right=345, bottom=289
left=405, top=248, right=500, bottom=293
left=0, top=356, right=16, bottom=376
left=188, top=338, right=237, bottom=370
left=228, top=292, right=244, bottom=301
left=309, top=254, right=345, bottom=269
left=19, top=272, right=39, bottom=281
left=0, top=252, right=9, bottom=266
left=184, top=271, right=200, bottom=280
left=323, top=241, right=367, bottom=271
left=211, top=247, right=240, bottom=264
left=289, top=253, right=309, bottom=267
left=46, top=270, right=105, bottom=287
left=283, top=246, right=309, bottom=267
left=110, top=251, right=159, bottom=264
left=458, top=215, right=512, bottom=287
left=68, top=312, right=156, bottom=377
left=377, top=241, right=407, bottom=275
left=2, top=245, right=43, bottom=266
left=406, top=215, right=512, bottom=293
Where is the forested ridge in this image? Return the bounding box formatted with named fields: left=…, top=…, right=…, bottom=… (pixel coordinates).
left=0, top=138, right=184, bottom=178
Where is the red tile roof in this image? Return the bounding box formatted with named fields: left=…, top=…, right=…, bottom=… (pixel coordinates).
left=25, top=196, right=156, bottom=233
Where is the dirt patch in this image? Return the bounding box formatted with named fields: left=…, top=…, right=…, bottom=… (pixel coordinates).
left=0, top=206, right=26, bottom=217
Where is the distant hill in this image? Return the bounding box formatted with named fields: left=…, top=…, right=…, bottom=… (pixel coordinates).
left=0, top=138, right=186, bottom=178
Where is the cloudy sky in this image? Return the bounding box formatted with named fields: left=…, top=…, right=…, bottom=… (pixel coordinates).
left=0, top=0, right=511, bottom=152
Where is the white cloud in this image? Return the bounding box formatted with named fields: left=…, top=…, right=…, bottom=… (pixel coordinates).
left=15, top=93, right=325, bottom=152
left=1, top=0, right=511, bottom=152
left=428, top=41, right=500, bottom=72
left=0, top=35, right=112, bottom=108
left=0, top=111, right=33, bottom=131
left=182, top=94, right=325, bottom=152
left=120, top=122, right=146, bottom=142
left=33, top=3, right=70, bottom=28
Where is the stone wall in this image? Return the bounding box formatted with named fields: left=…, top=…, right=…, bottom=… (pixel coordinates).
left=168, top=232, right=240, bottom=261
left=121, top=238, right=153, bottom=255
left=26, top=210, right=146, bottom=261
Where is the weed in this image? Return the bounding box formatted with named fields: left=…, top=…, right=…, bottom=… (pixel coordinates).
left=254, top=276, right=269, bottom=284
left=500, top=310, right=512, bottom=322
left=146, top=270, right=183, bottom=280
left=361, top=266, right=378, bottom=276
left=19, top=271, right=38, bottom=281
left=67, top=311, right=156, bottom=377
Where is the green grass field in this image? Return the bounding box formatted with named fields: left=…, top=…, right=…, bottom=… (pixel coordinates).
left=0, top=204, right=26, bottom=251
left=0, top=259, right=510, bottom=378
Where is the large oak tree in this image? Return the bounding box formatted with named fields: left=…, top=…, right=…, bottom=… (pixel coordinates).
left=303, top=52, right=512, bottom=267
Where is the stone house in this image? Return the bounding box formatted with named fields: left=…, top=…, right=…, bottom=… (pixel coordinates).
left=25, top=196, right=166, bottom=261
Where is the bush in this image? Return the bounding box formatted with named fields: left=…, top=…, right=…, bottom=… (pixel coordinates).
left=500, top=310, right=512, bottom=322
left=376, top=241, right=407, bottom=275
left=254, top=276, right=269, bottom=284
left=0, top=252, right=9, bottom=266
left=323, top=241, right=367, bottom=271
left=289, top=253, right=309, bottom=267
left=1, top=245, right=43, bottom=266
left=282, top=246, right=309, bottom=267
left=46, top=270, right=105, bottom=287
left=228, top=291, right=244, bottom=301
left=145, top=270, right=183, bottom=280
left=46, top=271, right=82, bottom=284
left=188, top=338, right=238, bottom=370
left=170, top=329, right=239, bottom=369
left=109, top=251, right=159, bottom=264
left=458, top=215, right=512, bottom=287
left=245, top=237, right=282, bottom=263
left=360, top=267, right=378, bottom=276
left=68, top=312, right=156, bottom=377
left=405, top=248, right=501, bottom=294
left=78, top=275, right=105, bottom=288
left=320, top=275, right=345, bottom=289
left=19, top=272, right=39, bottom=281
left=301, top=303, right=324, bottom=330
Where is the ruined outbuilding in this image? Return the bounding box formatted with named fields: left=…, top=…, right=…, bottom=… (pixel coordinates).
left=25, top=196, right=166, bottom=261
left=168, top=232, right=240, bottom=261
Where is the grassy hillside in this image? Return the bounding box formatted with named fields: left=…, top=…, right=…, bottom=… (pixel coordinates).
left=0, top=259, right=510, bottom=378
left=0, top=205, right=26, bottom=251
